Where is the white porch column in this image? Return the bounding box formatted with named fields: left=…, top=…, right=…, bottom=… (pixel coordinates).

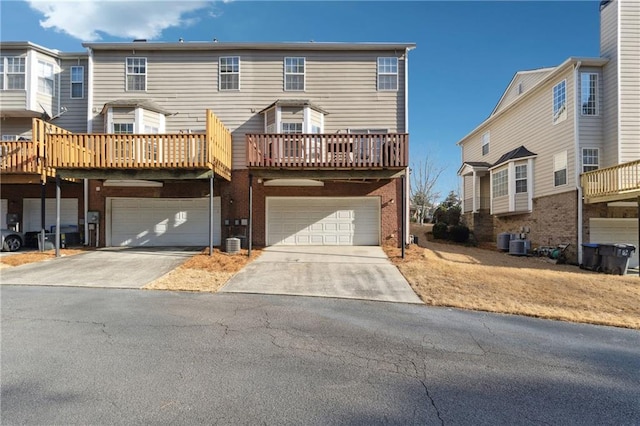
left=472, top=171, right=478, bottom=213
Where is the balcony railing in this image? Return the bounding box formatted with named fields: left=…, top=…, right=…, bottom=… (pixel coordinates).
left=581, top=159, right=640, bottom=203
left=246, top=133, right=408, bottom=169
left=0, top=140, right=39, bottom=174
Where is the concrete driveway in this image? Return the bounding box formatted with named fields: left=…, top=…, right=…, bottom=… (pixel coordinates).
left=221, top=246, right=422, bottom=304
left=0, top=247, right=198, bottom=289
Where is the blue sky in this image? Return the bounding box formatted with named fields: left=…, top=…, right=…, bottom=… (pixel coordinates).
left=0, top=1, right=602, bottom=200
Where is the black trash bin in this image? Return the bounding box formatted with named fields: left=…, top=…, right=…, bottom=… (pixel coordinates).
left=580, top=243, right=601, bottom=271
left=599, top=243, right=636, bottom=275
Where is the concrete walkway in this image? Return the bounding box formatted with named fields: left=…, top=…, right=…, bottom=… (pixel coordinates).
left=0, top=247, right=198, bottom=289
left=221, top=246, right=422, bottom=304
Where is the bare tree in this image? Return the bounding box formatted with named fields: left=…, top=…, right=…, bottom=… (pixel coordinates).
left=410, top=158, right=446, bottom=224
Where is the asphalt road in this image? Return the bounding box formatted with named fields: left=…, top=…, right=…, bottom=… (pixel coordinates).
left=2, top=285, right=639, bottom=425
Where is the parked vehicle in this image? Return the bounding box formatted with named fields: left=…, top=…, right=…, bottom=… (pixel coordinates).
left=1, top=229, right=24, bottom=252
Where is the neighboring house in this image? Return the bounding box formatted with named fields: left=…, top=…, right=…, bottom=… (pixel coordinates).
left=1, top=40, right=414, bottom=249
left=457, top=0, right=639, bottom=267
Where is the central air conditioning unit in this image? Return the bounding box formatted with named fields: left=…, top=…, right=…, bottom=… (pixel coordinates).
left=497, top=232, right=516, bottom=251
left=509, top=239, right=530, bottom=256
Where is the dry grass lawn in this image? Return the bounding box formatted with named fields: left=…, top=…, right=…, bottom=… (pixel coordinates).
left=144, top=248, right=261, bottom=292
left=385, top=239, right=640, bottom=329
left=0, top=249, right=87, bottom=268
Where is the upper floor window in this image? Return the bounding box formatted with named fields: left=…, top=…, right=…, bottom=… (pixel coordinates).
left=515, top=164, right=527, bottom=193
left=582, top=148, right=599, bottom=172
left=126, top=57, right=146, bottom=91
left=113, top=123, right=134, bottom=134
left=284, top=57, right=305, bottom=91
left=481, top=132, right=490, bottom=156
left=553, top=151, right=567, bottom=186
left=492, top=168, right=508, bottom=198
left=581, top=73, right=598, bottom=116
left=219, top=56, right=240, bottom=91
left=38, top=60, right=54, bottom=96
left=2, top=135, right=18, bottom=141
left=377, top=57, right=398, bottom=91
left=70, top=66, right=84, bottom=99
left=1, top=57, right=26, bottom=90
left=552, top=80, right=566, bottom=124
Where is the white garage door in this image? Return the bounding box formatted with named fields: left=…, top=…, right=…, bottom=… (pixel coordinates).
left=23, top=198, right=79, bottom=232
left=267, top=197, right=380, bottom=246
left=590, top=218, right=638, bottom=268
left=110, top=198, right=221, bottom=247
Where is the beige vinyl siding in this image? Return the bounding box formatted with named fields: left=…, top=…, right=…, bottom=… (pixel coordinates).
left=53, top=58, right=88, bottom=132
left=494, top=69, right=553, bottom=114
left=463, top=175, right=474, bottom=212
left=281, top=106, right=303, bottom=122
left=515, top=193, right=529, bottom=211
left=310, top=109, right=323, bottom=130
left=600, top=0, right=619, bottom=167
left=0, top=118, right=32, bottom=139
left=462, top=67, right=576, bottom=198
left=142, top=109, right=161, bottom=129
left=492, top=196, right=509, bottom=214
left=34, top=51, right=57, bottom=119
left=112, top=107, right=135, bottom=124
left=480, top=177, right=490, bottom=207
left=89, top=49, right=406, bottom=170
left=578, top=67, right=604, bottom=156
left=619, top=0, right=640, bottom=163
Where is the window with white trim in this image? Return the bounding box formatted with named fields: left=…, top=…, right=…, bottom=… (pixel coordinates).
left=126, top=57, right=146, bottom=91
left=2, top=135, right=18, bottom=141
left=113, top=123, right=133, bottom=134
left=284, top=57, right=305, bottom=91
left=377, top=57, right=398, bottom=91
left=1, top=57, right=26, bottom=90
left=219, top=56, right=239, bottom=90
left=553, top=151, right=567, bottom=186
left=70, top=66, right=84, bottom=98
left=581, top=73, right=598, bottom=116
left=582, top=148, right=599, bottom=172
left=481, top=132, right=490, bottom=156
left=492, top=168, right=508, bottom=198
left=38, top=60, right=54, bottom=95
left=515, top=164, right=527, bottom=193
left=552, top=80, right=566, bottom=124
left=282, top=122, right=302, bottom=157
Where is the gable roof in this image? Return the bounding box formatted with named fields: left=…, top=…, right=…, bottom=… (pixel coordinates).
left=100, top=99, right=173, bottom=116
left=491, top=146, right=537, bottom=168
left=491, top=67, right=555, bottom=115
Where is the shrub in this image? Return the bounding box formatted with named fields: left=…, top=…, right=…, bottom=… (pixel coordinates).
left=432, top=222, right=448, bottom=240
left=449, top=225, right=470, bottom=243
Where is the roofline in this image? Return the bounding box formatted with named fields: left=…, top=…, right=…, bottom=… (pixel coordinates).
left=456, top=56, right=609, bottom=146
left=490, top=67, right=557, bottom=115
left=0, top=41, right=87, bottom=58
left=489, top=154, right=537, bottom=171
left=82, top=41, right=416, bottom=52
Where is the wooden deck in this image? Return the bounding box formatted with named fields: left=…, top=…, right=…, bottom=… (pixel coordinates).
left=581, top=159, right=640, bottom=203
left=246, top=133, right=408, bottom=169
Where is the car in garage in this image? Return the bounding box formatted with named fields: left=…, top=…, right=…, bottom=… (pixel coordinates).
left=1, top=229, right=24, bottom=252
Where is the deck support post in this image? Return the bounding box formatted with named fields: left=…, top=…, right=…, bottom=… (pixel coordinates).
left=209, top=175, right=214, bottom=256
left=40, top=181, right=46, bottom=252
left=55, top=174, right=61, bottom=258
left=401, top=173, right=406, bottom=259
left=248, top=174, right=253, bottom=257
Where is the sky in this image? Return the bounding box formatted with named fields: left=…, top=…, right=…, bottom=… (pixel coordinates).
left=0, top=0, right=603, bottom=200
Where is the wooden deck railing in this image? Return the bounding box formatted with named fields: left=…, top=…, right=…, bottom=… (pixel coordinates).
left=0, top=140, right=39, bottom=173
left=581, top=159, right=640, bottom=203
left=246, top=133, right=408, bottom=168
left=206, top=110, right=232, bottom=181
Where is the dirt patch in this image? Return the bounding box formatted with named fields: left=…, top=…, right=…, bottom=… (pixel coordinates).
left=385, top=242, right=640, bottom=329
left=144, top=248, right=262, bottom=293
left=0, top=249, right=88, bottom=267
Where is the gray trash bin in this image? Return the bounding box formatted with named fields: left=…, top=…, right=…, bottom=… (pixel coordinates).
left=599, top=243, right=636, bottom=275
left=580, top=243, right=601, bottom=271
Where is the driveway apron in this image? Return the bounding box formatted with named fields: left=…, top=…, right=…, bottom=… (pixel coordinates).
left=0, top=248, right=197, bottom=289
left=221, top=246, right=422, bottom=304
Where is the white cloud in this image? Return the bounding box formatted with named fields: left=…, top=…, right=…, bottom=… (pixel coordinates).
left=26, top=0, right=213, bottom=41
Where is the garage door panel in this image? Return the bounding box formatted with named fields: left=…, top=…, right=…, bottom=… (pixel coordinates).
left=267, top=197, right=379, bottom=246
left=111, top=198, right=220, bottom=247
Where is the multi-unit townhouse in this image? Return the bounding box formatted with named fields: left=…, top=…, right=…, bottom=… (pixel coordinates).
left=457, top=0, right=639, bottom=268
left=1, top=40, right=414, bottom=251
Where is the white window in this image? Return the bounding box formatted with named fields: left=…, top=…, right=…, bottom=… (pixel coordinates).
left=377, top=57, right=398, bottom=91
left=554, top=151, right=567, bottom=187
left=2, top=135, right=18, bottom=141
left=482, top=132, right=490, bottom=156
left=1, top=57, right=26, bottom=90
left=581, top=73, right=598, bottom=116
left=284, top=57, right=305, bottom=91
left=38, top=60, right=54, bottom=95
left=492, top=168, right=508, bottom=198
left=219, top=56, right=239, bottom=90
left=552, top=80, right=566, bottom=124
left=126, top=57, right=146, bottom=91
left=113, top=123, right=133, bottom=134
left=582, top=148, right=599, bottom=172
left=282, top=122, right=302, bottom=134
left=282, top=122, right=302, bottom=157
left=70, top=66, right=84, bottom=99
left=515, top=164, right=527, bottom=193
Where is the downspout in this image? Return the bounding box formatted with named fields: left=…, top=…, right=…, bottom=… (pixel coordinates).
left=85, top=47, right=94, bottom=244
left=84, top=179, right=89, bottom=245
left=574, top=61, right=583, bottom=265
left=56, top=58, right=61, bottom=117
left=404, top=47, right=411, bottom=248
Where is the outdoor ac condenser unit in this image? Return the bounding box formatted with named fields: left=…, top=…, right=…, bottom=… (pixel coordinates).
left=509, top=239, right=529, bottom=256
